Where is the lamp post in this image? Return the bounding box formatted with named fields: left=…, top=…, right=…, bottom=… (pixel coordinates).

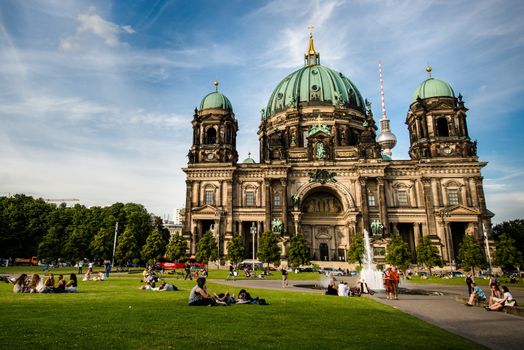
left=250, top=222, right=257, bottom=271
left=440, top=209, right=454, bottom=271
left=111, top=222, right=118, bottom=267
left=483, top=224, right=493, bottom=274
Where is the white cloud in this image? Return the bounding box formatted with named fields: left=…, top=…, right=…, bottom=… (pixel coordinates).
left=60, top=6, right=135, bottom=51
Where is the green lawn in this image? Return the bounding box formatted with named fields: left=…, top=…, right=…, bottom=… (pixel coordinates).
left=0, top=272, right=484, bottom=350
left=407, top=275, right=524, bottom=287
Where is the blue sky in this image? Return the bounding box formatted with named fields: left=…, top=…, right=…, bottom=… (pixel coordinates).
left=0, top=0, right=523, bottom=223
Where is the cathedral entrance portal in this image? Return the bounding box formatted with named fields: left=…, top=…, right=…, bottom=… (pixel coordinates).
left=300, top=189, right=347, bottom=262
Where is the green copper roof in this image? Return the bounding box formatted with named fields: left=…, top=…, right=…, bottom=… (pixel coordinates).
left=265, top=64, right=365, bottom=118
left=242, top=153, right=256, bottom=164
left=412, top=78, right=455, bottom=103
left=199, top=91, right=233, bottom=112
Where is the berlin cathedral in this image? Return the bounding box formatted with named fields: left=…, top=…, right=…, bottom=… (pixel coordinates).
left=182, top=33, right=492, bottom=266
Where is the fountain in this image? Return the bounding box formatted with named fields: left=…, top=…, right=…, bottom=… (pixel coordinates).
left=360, top=229, right=384, bottom=290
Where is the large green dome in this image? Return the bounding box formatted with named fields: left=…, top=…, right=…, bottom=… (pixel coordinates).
left=199, top=90, right=233, bottom=112
left=265, top=64, right=365, bottom=118
left=412, top=78, right=455, bottom=103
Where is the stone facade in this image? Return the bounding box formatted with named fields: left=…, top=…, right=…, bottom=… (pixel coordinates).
left=182, top=39, right=491, bottom=266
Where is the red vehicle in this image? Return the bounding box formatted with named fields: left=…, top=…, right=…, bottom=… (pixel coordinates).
left=155, top=258, right=205, bottom=270
left=15, top=256, right=38, bottom=266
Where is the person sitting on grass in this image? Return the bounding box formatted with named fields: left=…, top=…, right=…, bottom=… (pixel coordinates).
left=465, top=282, right=486, bottom=306
left=30, top=274, right=45, bottom=293
left=65, top=274, right=78, bottom=293
left=489, top=282, right=502, bottom=306
left=83, top=269, right=92, bottom=281
left=54, top=275, right=66, bottom=293
left=325, top=281, right=338, bottom=296
left=93, top=271, right=105, bottom=281
left=486, top=286, right=516, bottom=311
left=13, top=274, right=29, bottom=293
left=44, top=273, right=55, bottom=292
left=188, top=277, right=217, bottom=306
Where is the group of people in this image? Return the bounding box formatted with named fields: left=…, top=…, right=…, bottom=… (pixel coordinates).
left=12, top=273, right=78, bottom=293
left=188, top=277, right=267, bottom=306
left=82, top=263, right=105, bottom=281
left=384, top=266, right=400, bottom=300
left=325, top=279, right=372, bottom=297
left=465, top=274, right=517, bottom=311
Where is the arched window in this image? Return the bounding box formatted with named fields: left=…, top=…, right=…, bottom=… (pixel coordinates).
left=205, top=127, right=217, bottom=144
left=436, top=118, right=449, bottom=137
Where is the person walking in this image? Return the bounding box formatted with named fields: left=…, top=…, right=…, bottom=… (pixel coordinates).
left=226, top=264, right=235, bottom=281
left=465, top=272, right=474, bottom=295
left=384, top=267, right=394, bottom=300
left=104, top=258, right=111, bottom=278
left=78, top=260, right=83, bottom=274
left=391, top=266, right=400, bottom=300
left=281, top=267, right=288, bottom=288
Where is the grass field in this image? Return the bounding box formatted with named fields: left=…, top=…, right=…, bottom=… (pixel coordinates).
left=0, top=270, right=484, bottom=350
left=407, top=275, right=524, bottom=287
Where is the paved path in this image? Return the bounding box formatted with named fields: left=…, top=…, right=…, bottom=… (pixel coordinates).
left=211, top=278, right=524, bottom=350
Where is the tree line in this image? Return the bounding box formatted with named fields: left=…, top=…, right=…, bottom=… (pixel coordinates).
left=347, top=220, right=524, bottom=273
left=0, top=194, right=170, bottom=265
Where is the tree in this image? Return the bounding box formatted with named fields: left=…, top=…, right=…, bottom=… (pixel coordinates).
left=385, top=234, right=411, bottom=269
left=227, top=234, right=244, bottom=266
left=257, top=231, right=281, bottom=268
left=141, top=229, right=166, bottom=265
left=493, top=233, right=523, bottom=271
left=165, top=232, right=188, bottom=262
left=288, top=234, right=310, bottom=267
left=89, top=228, right=113, bottom=261
left=347, top=233, right=365, bottom=266
left=195, top=230, right=217, bottom=265
left=457, top=235, right=486, bottom=275
left=492, top=220, right=524, bottom=258
left=115, top=227, right=139, bottom=265
left=38, top=226, right=63, bottom=261
left=416, top=236, right=442, bottom=274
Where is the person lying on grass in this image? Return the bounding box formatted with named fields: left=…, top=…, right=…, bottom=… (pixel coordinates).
left=485, top=286, right=516, bottom=311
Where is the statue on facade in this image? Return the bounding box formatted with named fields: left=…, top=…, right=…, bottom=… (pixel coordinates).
left=272, top=218, right=283, bottom=233
left=316, top=142, right=325, bottom=160
left=370, top=220, right=384, bottom=236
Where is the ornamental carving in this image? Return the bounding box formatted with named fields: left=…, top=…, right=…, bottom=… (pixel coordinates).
left=308, top=169, right=337, bottom=184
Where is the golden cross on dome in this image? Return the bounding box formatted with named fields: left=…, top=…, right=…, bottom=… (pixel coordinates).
left=308, top=24, right=315, bottom=36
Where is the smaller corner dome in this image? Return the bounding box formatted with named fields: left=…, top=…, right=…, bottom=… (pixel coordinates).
left=199, top=88, right=233, bottom=112
left=412, top=78, right=455, bottom=103
left=242, top=153, right=256, bottom=164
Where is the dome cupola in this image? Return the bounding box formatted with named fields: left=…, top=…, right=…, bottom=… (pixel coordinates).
left=199, top=81, right=233, bottom=112
left=411, top=67, right=455, bottom=103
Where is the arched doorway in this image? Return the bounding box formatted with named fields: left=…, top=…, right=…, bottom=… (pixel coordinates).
left=300, top=188, right=347, bottom=261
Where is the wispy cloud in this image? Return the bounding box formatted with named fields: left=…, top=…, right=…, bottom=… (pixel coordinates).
left=60, top=6, right=135, bottom=50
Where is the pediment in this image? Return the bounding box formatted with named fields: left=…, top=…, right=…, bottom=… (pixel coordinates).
left=191, top=204, right=217, bottom=214
left=446, top=205, right=480, bottom=216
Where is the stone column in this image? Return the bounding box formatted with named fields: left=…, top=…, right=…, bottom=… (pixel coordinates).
left=422, top=177, right=437, bottom=235
left=469, top=177, right=479, bottom=207
left=225, top=180, right=233, bottom=234
left=280, top=178, right=288, bottom=234
left=358, top=177, right=369, bottom=232
left=377, top=177, right=389, bottom=234
left=413, top=223, right=421, bottom=249
left=264, top=179, right=271, bottom=231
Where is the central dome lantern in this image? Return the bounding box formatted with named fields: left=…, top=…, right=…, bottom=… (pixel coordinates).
left=264, top=33, right=366, bottom=119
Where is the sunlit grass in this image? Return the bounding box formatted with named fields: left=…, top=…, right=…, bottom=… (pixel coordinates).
left=0, top=273, right=484, bottom=350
